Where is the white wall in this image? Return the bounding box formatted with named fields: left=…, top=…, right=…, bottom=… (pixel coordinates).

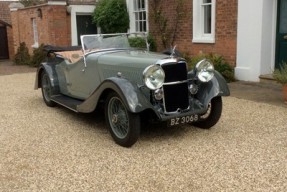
left=126, top=0, right=135, bottom=33
left=236, top=0, right=277, bottom=82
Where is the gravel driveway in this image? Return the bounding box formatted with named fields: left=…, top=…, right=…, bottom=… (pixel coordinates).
left=0, top=72, right=287, bottom=191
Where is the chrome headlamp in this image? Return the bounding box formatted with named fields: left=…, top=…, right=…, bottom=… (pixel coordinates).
left=196, top=59, right=214, bottom=82
left=143, top=65, right=165, bottom=90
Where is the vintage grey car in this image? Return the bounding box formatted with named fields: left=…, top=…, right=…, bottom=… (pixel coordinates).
left=35, top=33, right=230, bottom=147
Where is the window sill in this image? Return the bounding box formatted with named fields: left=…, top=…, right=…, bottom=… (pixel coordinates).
left=192, top=38, right=215, bottom=44
left=32, top=43, right=39, bottom=48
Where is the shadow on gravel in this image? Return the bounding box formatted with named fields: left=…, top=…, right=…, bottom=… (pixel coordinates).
left=40, top=102, right=193, bottom=142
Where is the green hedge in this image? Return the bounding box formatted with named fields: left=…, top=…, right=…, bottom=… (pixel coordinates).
left=14, top=42, right=31, bottom=65
left=128, top=35, right=157, bottom=52
left=14, top=42, right=46, bottom=68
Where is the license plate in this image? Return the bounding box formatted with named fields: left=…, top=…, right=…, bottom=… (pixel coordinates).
left=168, top=115, right=199, bottom=126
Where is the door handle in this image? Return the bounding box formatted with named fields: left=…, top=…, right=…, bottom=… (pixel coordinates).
left=284, top=35, right=287, bottom=40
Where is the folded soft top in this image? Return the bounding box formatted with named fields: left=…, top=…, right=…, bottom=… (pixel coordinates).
left=43, top=45, right=82, bottom=53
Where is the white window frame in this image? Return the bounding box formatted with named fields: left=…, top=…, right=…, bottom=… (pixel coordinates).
left=127, top=0, right=148, bottom=33
left=133, top=0, right=147, bottom=32
left=192, top=0, right=216, bottom=43
left=32, top=18, right=39, bottom=48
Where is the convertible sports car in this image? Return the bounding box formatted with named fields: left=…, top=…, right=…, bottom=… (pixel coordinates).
left=35, top=33, right=230, bottom=147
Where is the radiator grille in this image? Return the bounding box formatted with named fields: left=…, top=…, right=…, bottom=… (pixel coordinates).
left=161, top=62, right=189, bottom=113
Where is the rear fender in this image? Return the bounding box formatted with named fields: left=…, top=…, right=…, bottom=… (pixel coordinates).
left=196, top=71, right=230, bottom=106
left=77, top=77, right=153, bottom=113
left=34, top=63, right=60, bottom=93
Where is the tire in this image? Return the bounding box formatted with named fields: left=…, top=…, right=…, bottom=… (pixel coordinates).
left=105, top=92, right=140, bottom=147
left=41, top=71, right=56, bottom=107
left=192, top=96, right=222, bottom=129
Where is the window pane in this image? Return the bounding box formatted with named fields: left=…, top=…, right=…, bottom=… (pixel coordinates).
left=134, top=0, right=138, bottom=10
left=143, top=21, right=146, bottom=31
left=136, top=21, right=139, bottom=32
left=32, top=19, right=38, bottom=43
left=203, top=0, right=211, bottom=3
left=204, top=4, right=211, bottom=33
left=141, top=0, right=145, bottom=10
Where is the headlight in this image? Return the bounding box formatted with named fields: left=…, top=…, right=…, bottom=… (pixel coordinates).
left=196, top=59, right=214, bottom=82
left=143, top=65, right=165, bottom=90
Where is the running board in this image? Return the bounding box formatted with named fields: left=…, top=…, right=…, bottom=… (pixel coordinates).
left=51, top=95, right=84, bottom=112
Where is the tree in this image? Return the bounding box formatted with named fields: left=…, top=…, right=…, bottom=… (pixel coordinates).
left=150, top=0, right=185, bottom=49
left=93, top=0, right=129, bottom=34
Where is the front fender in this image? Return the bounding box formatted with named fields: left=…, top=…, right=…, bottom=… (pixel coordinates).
left=77, top=77, right=153, bottom=113
left=196, top=71, right=230, bottom=106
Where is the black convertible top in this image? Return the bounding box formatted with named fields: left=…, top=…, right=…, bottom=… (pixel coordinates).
left=43, top=45, right=82, bottom=53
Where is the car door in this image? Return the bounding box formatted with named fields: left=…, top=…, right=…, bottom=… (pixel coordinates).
left=59, top=58, right=101, bottom=100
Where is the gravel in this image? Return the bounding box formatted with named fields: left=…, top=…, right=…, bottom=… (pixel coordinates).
left=0, top=73, right=287, bottom=191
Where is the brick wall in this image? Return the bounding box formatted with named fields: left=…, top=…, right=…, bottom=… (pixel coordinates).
left=0, top=1, right=12, bottom=24
left=148, top=0, right=238, bottom=66
left=10, top=4, right=70, bottom=55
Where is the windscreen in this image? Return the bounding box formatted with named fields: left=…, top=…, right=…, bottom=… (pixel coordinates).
left=81, top=34, right=131, bottom=54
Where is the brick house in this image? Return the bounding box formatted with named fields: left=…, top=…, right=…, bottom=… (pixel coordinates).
left=9, top=0, right=97, bottom=56
left=7, top=0, right=287, bottom=82
left=8, top=0, right=145, bottom=56
left=0, top=0, right=18, bottom=60
left=126, top=0, right=287, bottom=82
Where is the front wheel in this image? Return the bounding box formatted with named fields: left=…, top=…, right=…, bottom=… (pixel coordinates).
left=105, top=92, right=140, bottom=147
left=192, top=96, right=222, bottom=129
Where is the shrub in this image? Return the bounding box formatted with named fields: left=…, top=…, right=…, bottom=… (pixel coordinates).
left=128, top=35, right=157, bottom=52
left=14, top=42, right=31, bottom=65
left=273, top=62, right=287, bottom=84
left=93, top=0, right=129, bottom=33
left=30, top=44, right=46, bottom=67
left=188, top=53, right=235, bottom=82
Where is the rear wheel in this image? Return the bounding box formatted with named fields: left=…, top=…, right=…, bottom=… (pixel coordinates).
left=41, top=71, right=56, bottom=107
left=105, top=92, right=140, bottom=147
left=192, top=97, right=222, bottom=129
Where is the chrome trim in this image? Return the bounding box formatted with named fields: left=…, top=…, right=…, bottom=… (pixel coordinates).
left=156, top=58, right=189, bottom=114
left=163, top=80, right=188, bottom=85
left=156, top=58, right=179, bottom=65
left=163, top=106, right=190, bottom=115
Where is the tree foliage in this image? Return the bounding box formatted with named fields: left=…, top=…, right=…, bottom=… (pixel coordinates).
left=30, top=44, right=46, bottom=67
left=93, top=0, right=129, bottom=34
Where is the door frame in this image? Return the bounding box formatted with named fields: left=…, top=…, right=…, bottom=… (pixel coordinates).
left=69, top=5, right=96, bottom=46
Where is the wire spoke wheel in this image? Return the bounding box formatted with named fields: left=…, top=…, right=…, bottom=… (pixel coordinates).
left=108, top=97, right=129, bottom=139
left=105, top=92, right=140, bottom=147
